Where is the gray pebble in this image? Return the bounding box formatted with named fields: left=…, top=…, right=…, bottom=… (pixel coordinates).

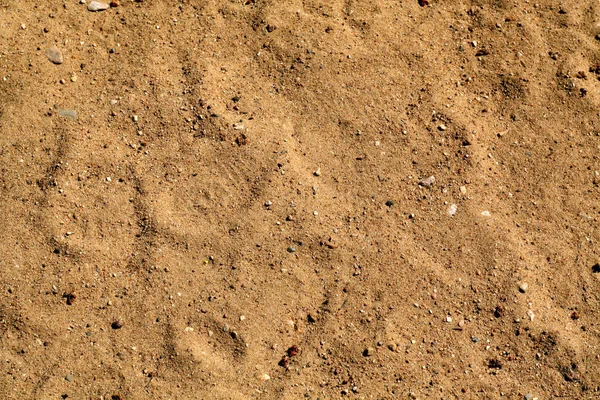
left=65, top=373, right=73, bottom=382
left=88, top=1, right=109, bottom=11
left=287, top=246, right=296, bottom=253
left=418, top=175, right=435, bottom=188
left=46, top=46, right=63, bottom=64
left=57, top=109, right=78, bottom=120
left=524, top=394, right=533, bottom=400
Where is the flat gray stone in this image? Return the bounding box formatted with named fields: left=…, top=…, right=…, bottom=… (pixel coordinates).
left=46, top=46, right=63, bottom=64
left=88, top=1, right=109, bottom=11
left=57, top=109, right=78, bottom=120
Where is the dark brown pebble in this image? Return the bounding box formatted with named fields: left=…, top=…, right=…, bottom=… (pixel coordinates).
left=494, top=305, right=504, bottom=318
left=63, top=292, right=77, bottom=305
left=571, top=311, right=580, bottom=320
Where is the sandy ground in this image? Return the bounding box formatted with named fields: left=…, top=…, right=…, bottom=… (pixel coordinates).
left=1, top=0, right=600, bottom=399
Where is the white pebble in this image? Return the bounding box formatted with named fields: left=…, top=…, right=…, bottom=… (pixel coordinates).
left=260, top=374, right=271, bottom=381
left=447, top=203, right=457, bottom=216
left=88, top=1, right=109, bottom=11
left=519, top=282, right=528, bottom=293
left=527, top=309, right=535, bottom=321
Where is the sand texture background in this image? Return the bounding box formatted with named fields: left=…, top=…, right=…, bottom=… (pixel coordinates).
left=1, top=0, right=600, bottom=398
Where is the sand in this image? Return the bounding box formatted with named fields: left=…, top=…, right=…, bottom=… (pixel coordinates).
left=1, top=0, right=600, bottom=399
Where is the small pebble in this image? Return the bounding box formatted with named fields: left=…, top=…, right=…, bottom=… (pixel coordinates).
left=438, top=124, right=447, bottom=131
left=65, top=373, right=73, bottom=382
left=132, top=115, right=139, bottom=122
left=264, top=200, right=272, bottom=207
left=387, top=343, right=397, bottom=351
left=287, top=246, right=296, bottom=253
left=519, top=282, right=528, bottom=293
left=418, top=175, right=435, bottom=188
left=88, top=1, right=109, bottom=11
left=447, top=203, right=457, bottom=216
left=571, top=310, right=580, bottom=320
left=481, top=210, right=491, bottom=217
left=46, top=46, right=63, bottom=64
left=524, top=394, right=533, bottom=400
left=57, top=109, right=78, bottom=120
left=313, top=168, right=321, bottom=176
left=385, top=200, right=394, bottom=207
left=362, top=347, right=374, bottom=356
left=111, top=319, right=124, bottom=329
left=459, top=185, right=467, bottom=194
left=527, top=309, right=535, bottom=322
